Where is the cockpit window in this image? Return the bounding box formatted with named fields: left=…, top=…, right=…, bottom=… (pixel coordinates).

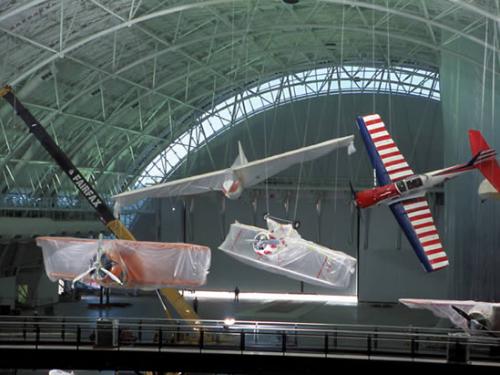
left=406, top=177, right=423, bottom=190
left=396, top=181, right=407, bottom=193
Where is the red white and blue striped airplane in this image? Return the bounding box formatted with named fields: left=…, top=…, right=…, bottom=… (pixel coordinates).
left=355, top=114, right=500, bottom=272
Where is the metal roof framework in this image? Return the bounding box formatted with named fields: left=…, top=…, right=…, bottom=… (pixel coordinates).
left=0, top=0, right=498, bottom=204
left=137, top=64, right=440, bottom=190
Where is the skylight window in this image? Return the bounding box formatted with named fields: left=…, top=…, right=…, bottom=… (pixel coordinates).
left=134, top=65, right=439, bottom=190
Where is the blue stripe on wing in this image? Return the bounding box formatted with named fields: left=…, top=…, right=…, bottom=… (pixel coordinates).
left=389, top=201, right=433, bottom=272
left=356, top=116, right=391, bottom=186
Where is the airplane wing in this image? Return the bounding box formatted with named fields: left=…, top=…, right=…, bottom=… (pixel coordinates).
left=110, top=239, right=210, bottom=289
left=356, top=114, right=414, bottom=185
left=36, top=237, right=98, bottom=282
left=356, top=114, right=448, bottom=272
left=113, top=168, right=229, bottom=208
left=399, top=298, right=484, bottom=331
left=233, top=135, right=355, bottom=187
left=390, top=197, right=449, bottom=272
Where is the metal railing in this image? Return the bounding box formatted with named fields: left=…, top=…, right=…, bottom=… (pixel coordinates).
left=0, top=316, right=499, bottom=366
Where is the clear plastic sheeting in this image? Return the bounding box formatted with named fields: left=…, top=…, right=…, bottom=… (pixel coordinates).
left=400, top=298, right=500, bottom=333
left=218, top=218, right=356, bottom=288
left=37, top=237, right=211, bottom=290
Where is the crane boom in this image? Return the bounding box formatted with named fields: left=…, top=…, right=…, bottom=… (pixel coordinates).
left=0, top=85, right=198, bottom=320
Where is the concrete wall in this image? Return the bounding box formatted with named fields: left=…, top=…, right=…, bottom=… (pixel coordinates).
left=134, top=93, right=446, bottom=303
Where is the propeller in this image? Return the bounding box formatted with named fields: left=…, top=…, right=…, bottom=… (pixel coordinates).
left=71, top=234, right=123, bottom=288
left=348, top=181, right=357, bottom=205
left=451, top=305, right=492, bottom=334
left=451, top=305, right=472, bottom=321
left=71, top=266, right=97, bottom=288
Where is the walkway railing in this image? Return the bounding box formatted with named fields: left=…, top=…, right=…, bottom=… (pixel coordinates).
left=0, top=316, right=499, bottom=366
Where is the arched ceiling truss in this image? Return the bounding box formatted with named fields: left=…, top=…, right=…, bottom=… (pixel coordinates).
left=0, top=0, right=497, bottom=207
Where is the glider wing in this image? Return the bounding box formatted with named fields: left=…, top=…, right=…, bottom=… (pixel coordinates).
left=112, top=168, right=229, bottom=208
left=233, top=135, right=355, bottom=187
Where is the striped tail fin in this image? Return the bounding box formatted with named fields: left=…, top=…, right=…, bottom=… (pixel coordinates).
left=469, top=129, right=500, bottom=192
left=468, top=148, right=497, bottom=167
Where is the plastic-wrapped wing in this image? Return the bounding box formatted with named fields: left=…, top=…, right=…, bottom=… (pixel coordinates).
left=37, top=237, right=211, bottom=290
left=399, top=298, right=500, bottom=333
left=218, top=220, right=356, bottom=289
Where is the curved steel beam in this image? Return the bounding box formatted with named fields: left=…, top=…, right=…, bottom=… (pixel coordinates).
left=9, top=0, right=240, bottom=86
left=0, top=0, right=48, bottom=24
left=7, top=0, right=498, bottom=88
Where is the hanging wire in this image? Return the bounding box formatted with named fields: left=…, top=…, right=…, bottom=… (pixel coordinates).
left=370, top=0, right=377, bottom=188
left=479, top=19, right=489, bottom=130
left=472, top=18, right=490, bottom=299
left=491, top=21, right=496, bottom=136
left=372, top=0, right=376, bottom=112
left=487, top=20, right=497, bottom=301
left=490, top=25, right=497, bottom=297
left=292, top=93, right=310, bottom=222
left=333, top=4, right=346, bottom=214
left=386, top=0, right=392, bottom=130
left=263, top=82, right=281, bottom=217
left=263, top=97, right=270, bottom=216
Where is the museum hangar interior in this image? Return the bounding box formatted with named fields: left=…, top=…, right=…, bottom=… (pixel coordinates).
left=0, top=0, right=500, bottom=373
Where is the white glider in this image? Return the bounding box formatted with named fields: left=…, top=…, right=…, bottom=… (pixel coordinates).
left=113, top=135, right=355, bottom=211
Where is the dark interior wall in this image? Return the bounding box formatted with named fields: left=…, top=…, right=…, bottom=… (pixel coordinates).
left=440, top=27, right=500, bottom=301
left=134, top=92, right=446, bottom=302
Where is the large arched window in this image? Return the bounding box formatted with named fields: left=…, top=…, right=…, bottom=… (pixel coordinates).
left=135, top=65, right=440, bottom=189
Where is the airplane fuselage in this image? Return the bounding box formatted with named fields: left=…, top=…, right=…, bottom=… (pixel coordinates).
left=355, top=162, right=476, bottom=208
left=221, top=171, right=244, bottom=199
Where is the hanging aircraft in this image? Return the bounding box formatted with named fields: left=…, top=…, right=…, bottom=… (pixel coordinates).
left=354, top=114, right=500, bottom=272
left=400, top=298, right=500, bottom=336
left=250, top=215, right=300, bottom=256
left=219, top=216, right=356, bottom=289
left=37, top=235, right=211, bottom=290
left=113, top=135, right=356, bottom=212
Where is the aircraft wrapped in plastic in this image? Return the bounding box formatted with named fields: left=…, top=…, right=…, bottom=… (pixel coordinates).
left=37, top=237, right=211, bottom=290
left=219, top=218, right=356, bottom=288
left=400, top=298, right=500, bottom=335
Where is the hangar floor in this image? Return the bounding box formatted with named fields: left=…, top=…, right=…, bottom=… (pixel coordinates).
left=30, top=291, right=444, bottom=329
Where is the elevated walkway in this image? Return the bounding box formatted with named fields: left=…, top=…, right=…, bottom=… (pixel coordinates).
left=0, top=316, right=499, bottom=373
